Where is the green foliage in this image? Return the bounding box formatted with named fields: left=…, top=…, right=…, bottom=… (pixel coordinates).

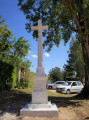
left=64, top=37, right=85, bottom=81
left=14, top=36, right=30, bottom=58
left=18, top=0, right=62, bottom=51
left=48, top=67, right=63, bottom=82
left=15, top=69, right=34, bottom=89
left=0, top=60, right=16, bottom=90
left=10, top=66, right=17, bottom=88
left=0, top=16, right=31, bottom=90
left=22, top=60, right=32, bottom=69
left=15, top=80, right=30, bottom=89
left=0, top=18, right=14, bottom=60
left=18, top=0, right=89, bottom=50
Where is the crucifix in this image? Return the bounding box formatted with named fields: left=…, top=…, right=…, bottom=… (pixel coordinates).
left=31, top=19, right=48, bottom=76
left=20, top=19, right=58, bottom=117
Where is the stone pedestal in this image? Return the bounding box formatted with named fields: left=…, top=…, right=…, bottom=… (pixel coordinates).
left=20, top=76, right=58, bottom=117
left=32, top=76, right=48, bottom=104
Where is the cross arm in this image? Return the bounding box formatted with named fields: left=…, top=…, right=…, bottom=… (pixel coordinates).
left=31, top=26, right=38, bottom=30
left=42, top=26, right=48, bottom=30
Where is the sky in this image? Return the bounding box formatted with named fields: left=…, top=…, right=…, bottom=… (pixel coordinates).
left=0, top=0, right=70, bottom=75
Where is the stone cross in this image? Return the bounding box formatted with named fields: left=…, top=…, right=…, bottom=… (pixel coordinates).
left=31, top=19, right=48, bottom=76
left=20, top=19, right=58, bottom=117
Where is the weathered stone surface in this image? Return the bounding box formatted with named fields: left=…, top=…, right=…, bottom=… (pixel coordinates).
left=36, top=67, right=45, bottom=76
left=32, top=91, right=48, bottom=104
left=33, top=76, right=47, bottom=91
left=32, top=76, right=48, bottom=104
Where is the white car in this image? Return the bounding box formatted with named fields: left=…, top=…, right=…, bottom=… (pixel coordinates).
left=56, top=81, right=84, bottom=94
left=46, top=81, right=65, bottom=89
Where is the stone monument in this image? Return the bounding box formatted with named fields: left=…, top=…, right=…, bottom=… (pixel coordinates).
left=20, top=20, right=58, bottom=117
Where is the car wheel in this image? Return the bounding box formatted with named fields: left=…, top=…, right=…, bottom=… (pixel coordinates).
left=48, top=86, right=52, bottom=89
left=66, top=89, right=71, bottom=94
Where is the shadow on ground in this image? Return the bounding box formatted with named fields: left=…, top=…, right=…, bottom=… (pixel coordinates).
left=0, top=89, right=88, bottom=117
left=0, top=89, right=32, bottom=116
left=48, top=95, right=83, bottom=108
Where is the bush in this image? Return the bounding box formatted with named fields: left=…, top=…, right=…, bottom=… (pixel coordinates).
left=15, top=80, right=31, bottom=89
left=0, top=61, right=12, bottom=90
left=10, top=66, right=17, bottom=88
left=0, top=61, right=17, bottom=90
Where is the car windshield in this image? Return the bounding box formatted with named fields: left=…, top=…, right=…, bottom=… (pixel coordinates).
left=65, top=82, right=72, bottom=86
left=61, top=82, right=65, bottom=85
left=54, top=81, right=65, bottom=84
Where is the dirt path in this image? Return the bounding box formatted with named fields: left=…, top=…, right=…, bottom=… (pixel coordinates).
left=59, top=107, right=79, bottom=120
left=0, top=107, right=79, bottom=120
left=0, top=101, right=83, bottom=120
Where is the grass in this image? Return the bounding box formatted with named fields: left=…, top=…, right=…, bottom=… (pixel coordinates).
left=0, top=88, right=76, bottom=103
left=48, top=90, right=75, bottom=97
left=0, top=88, right=33, bottom=103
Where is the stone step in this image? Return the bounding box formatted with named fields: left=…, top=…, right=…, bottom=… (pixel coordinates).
left=20, top=101, right=58, bottom=117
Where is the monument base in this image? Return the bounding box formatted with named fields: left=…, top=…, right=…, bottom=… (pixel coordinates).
left=20, top=101, right=58, bottom=117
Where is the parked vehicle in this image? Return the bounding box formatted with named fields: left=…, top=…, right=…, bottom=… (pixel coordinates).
left=46, top=81, right=65, bottom=89
left=56, top=81, right=84, bottom=94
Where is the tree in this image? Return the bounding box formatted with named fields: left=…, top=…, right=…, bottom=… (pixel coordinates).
left=0, top=16, right=14, bottom=60
left=0, top=16, right=31, bottom=90
left=17, top=59, right=31, bottom=82
left=14, top=36, right=30, bottom=58
left=18, top=0, right=89, bottom=98
left=64, top=37, right=85, bottom=82
left=63, top=61, right=76, bottom=81
left=0, top=16, right=17, bottom=90
left=48, top=67, right=63, bottom=82
left=13, top=36, right=31, bottom=82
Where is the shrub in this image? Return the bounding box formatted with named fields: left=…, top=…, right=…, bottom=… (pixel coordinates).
left=0, top=61, right=17, bottom=90
left=10, top=66, right=17, bottom=88
left=15, top=80, right=31, bottom=89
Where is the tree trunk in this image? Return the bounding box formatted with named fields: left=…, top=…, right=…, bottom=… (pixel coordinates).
left=18, top=68, right=21, bottom=83
left=81, top=77, right=85, bottom=84
left=77, top=38, right=89, bottom=98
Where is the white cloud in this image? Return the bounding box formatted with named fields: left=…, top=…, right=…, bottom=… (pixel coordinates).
left=32, top=53, right=50, bottom=58
left=44, top=53, right=50, bottom=57
left=32, top=55, right=38, bottom=58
